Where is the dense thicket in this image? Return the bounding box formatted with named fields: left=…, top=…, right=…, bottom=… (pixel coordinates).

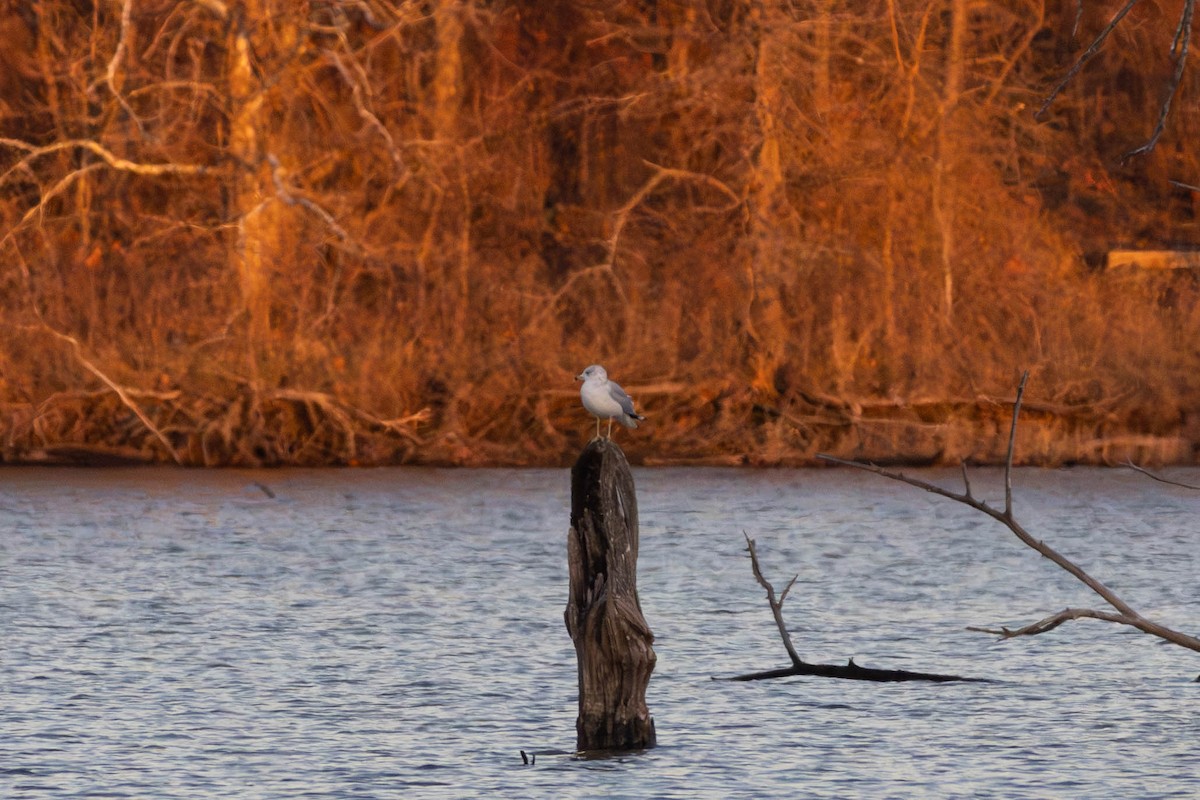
left=2, top=0, right=1198, bottom=466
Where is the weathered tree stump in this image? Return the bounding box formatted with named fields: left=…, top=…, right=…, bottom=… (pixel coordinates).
left=564, top=438, right=656, bottom=751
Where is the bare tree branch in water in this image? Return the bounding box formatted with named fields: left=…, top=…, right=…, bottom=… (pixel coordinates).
left=818, top=372, right=1200, bottom=659
left=1122, top=461, right=1200, bottom=491
left=1036, top=0, right=1194, bottom=158
left=722, top=533, right=983, bottom=683
left=743, top=532, right=804, bottom=667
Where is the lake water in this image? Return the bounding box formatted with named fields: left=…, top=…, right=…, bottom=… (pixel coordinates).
left=3, top=465, right=1199, bottom=798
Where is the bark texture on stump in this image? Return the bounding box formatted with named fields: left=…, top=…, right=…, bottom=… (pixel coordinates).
left=565, top=438, right=656, bottom=751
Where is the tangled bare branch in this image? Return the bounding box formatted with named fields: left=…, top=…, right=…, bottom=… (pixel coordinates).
left=1036, top=0, right=1195, bottom=157
left=37, top=324, right=184, bottom=466
left=818, top=371, right=1200, bottom=658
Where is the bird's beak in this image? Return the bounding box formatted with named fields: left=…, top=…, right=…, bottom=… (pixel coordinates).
left=575, top=373, right=584, bottom=381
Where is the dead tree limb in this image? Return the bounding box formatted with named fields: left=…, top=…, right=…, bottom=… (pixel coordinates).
left=266, top=153, right=359, bottom=252
left=966, top=607, right=1130, bottom=638
left=38, top=323, right=184, bottom=466
left=0, top=138, right=210, bottom=179
left=103, top=0, right=146, bottom=137
left=719, top=533, right=983, bottom=683
left=744, top=532, right=804, bottom=667
left=1036, top=0, right=1194, bottom=158
left=818, top=371, right=1200, bottom=659
left=1123, top=460, right=1200, bottom=491
left=1036, top=0, right=1141, bottom=120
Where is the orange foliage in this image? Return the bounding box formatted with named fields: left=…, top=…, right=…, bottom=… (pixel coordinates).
left=1, top=0, right=1198, bottom=466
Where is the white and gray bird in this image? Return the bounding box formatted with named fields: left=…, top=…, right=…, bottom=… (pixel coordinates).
left=576, top=364, right=645, bottom=440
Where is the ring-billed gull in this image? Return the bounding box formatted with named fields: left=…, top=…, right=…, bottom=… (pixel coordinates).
left=575, top=365, right=645, bottom=439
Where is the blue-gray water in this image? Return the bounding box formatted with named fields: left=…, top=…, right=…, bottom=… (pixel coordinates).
left=3, top=466, right=1199, bottom=798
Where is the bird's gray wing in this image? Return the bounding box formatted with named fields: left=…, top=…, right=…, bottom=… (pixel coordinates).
left=608, top=382, right=639, bottom=416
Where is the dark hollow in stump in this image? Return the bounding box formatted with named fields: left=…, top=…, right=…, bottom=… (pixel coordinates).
left=565, top=439, right=657, bottom=752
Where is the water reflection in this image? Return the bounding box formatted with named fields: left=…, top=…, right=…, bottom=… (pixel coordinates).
left=3, top=466, right=1199, bottom=798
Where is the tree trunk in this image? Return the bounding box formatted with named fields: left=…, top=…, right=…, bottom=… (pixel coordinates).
left=565, top=439, right=656, bottom=752
left=745, top=1, right=791, bottom=398
left=227, top=4, right=272, bottom=346
left=933, top=0, right=966, bottom=323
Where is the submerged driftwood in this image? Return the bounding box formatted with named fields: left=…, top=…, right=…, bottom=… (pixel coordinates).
left=724, top=660, right=982, bottom=683
left=720, top=534, right=984, bottom=683
left=565, top=438, right=657, bottom=751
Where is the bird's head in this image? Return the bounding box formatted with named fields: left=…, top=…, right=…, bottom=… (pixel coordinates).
left=576, top=364, right=607, bottom=382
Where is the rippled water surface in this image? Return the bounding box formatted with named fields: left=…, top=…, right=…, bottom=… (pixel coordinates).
left=4, top=465, right=1200, bottom=798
